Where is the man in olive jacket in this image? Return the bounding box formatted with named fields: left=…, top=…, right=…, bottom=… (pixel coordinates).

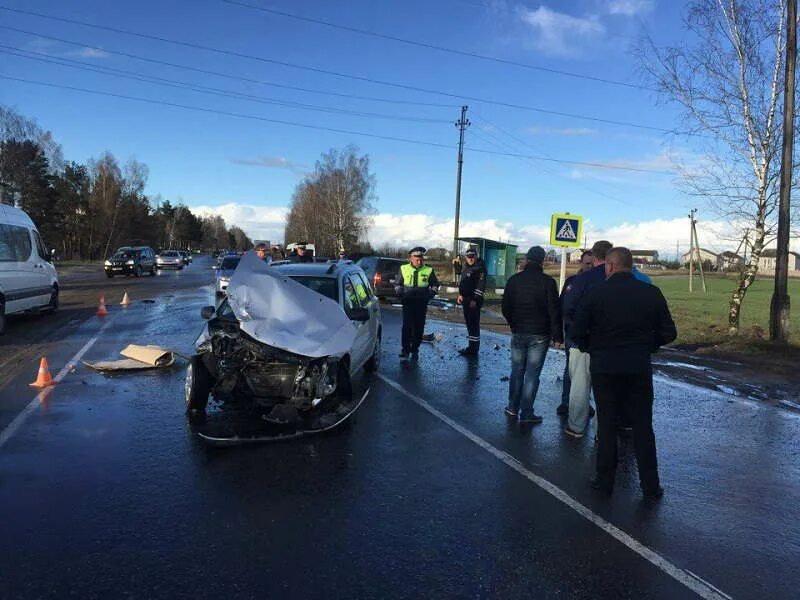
left=570, top=247, right=677, bottom=498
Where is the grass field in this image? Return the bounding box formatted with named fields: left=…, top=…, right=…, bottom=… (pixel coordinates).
left=650, top=275, right=800, bottom=348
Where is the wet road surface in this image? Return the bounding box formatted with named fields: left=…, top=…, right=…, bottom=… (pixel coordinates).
left=0, top=283, right=798, bottom=599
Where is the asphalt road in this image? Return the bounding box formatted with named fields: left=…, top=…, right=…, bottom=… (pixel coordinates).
left=0, top=273, right=798, bottom=599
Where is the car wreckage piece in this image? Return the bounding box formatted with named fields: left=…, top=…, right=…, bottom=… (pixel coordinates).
left=186, top=252, right=365, bottom=443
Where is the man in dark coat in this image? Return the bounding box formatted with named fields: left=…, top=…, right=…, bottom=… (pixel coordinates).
left=501, top=246, right=563, bottom=424
left=457, top=248, right=487, bottom=356
left=570, top=247, right=677, bottom=498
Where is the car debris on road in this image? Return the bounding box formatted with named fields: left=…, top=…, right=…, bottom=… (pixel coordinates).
left=84, top=344, right=177, bottom=372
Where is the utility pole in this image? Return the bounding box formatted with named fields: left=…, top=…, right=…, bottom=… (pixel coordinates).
left=452, top=105, right=470, bottom=281
left=770, top=0, right=796, bottom=343
left=688, top=209, right=707, bottom=293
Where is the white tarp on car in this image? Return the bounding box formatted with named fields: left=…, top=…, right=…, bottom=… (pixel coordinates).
left=226, top=252, right=356, bottom=358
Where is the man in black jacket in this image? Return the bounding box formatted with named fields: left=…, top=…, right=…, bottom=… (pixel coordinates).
left=457, top=248, right=487, bottom=356
left=501, top=246, right=563, bottom=424
left=570, top=247, right=677, bottom=498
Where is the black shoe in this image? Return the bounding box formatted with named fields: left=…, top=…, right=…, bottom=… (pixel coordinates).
left=399, top=351, right=409, bottom=359
left=504, top=407, right=518, bottom=418
left=519, top=414, right=543, bottom=424
left=410, top=351, right=419, bottom=361
left=590, top=477, right=613, bottom=494
left=556, top=403, right=568, bottom=416
left=458, top=346, right=478, bottom=356
left=642, top=486, right=664, bottom=499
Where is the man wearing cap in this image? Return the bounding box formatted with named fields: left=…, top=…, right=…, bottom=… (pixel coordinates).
left=457, top=248, right=487, bottom=356
left=501, top=246, right=563, bottom=424
left=289, top=243, right=313, bottom=264
left=395, top=246, right=439, bottom=360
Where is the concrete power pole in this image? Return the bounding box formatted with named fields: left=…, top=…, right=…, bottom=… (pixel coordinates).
left=452, top=105, right=470, bottom=275
left=770, top=0, right=796, bottom=343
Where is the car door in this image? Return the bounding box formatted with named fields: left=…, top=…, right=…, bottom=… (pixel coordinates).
left=342, top=274, right=371, bottom=371
left=0, top=223, right=40, bottom=313
left=354, top=271, right=380, bottom=345
left=30, top=229, right=54, bottom=307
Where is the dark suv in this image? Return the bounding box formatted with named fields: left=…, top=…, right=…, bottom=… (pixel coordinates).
left=355, top=256, right=405, bottom=298
left=104, top=246, right=156, bottom=278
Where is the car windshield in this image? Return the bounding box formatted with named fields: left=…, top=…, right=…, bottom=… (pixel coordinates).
left=220, top=257, right=241, bottom=270
left=113, top=248, right=134, bottom=258
left=288, top=276, right=339, bottom=303
left=161, top=251, right=179, bottom=257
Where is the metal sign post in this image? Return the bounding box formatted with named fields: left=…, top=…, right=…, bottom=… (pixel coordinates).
left=549, top=213, right=584, bottom=292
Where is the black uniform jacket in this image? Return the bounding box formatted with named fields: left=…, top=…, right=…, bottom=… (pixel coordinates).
left=570, top=272, right=677, bottom=374
left=501, top=264, right=562, bottom=342
left=458, top=259, right=487, bottom=305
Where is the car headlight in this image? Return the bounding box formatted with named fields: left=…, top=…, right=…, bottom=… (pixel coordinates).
left=104, top=260, right=111, bottom=266
left=126, top=260, right=135, bottom=265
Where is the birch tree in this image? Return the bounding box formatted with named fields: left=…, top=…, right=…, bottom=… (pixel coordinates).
left=639, top=0, right=797, bottom=334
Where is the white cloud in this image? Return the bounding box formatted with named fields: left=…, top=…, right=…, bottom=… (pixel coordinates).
left=186, top=203, right=776, bottom=258
left=607, top=0, right=654, bottom=17
left=69, top=47, right=110, bottom=59
left=526, top=126, right=598, bottom=136
left=518, top=6, right=605, bottom=57
left=190, top=203, right=288, bottom=244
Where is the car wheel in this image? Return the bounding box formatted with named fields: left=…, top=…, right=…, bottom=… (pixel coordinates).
left=185, top=355, right=211, bottom=414
left=106, top=272, right=114, bottom=278
left=364, top=334, right=381, bottom=372
left=134, top=265, right=142, bottom=278
left=44, top=286, right=58, bottom=313
left=0, top=303, right=6, bottom=336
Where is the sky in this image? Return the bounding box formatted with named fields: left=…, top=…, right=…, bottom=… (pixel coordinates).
left=0, top=0, right=777, bottom=257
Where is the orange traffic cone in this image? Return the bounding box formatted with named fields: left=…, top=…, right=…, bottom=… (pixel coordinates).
left=30, top=357, right=56, bottom=388
left=120, top=291, right=130, bottom=307
left=96, top=295, right=109, bottom=316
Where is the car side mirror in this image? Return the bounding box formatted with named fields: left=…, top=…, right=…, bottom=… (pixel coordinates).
left=349, top=307, right=370, bottom=322
left=201, top=306, right=216, bottom=320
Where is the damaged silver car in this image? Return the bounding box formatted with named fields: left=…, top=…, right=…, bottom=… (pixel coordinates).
left=186, top=252, right=381, bottom=440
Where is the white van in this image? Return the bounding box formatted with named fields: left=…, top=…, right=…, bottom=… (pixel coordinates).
left=0, top=205, right=59, bottom=335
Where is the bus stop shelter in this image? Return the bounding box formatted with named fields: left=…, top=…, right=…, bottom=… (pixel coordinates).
left=458, top=237, right=518, bottom=288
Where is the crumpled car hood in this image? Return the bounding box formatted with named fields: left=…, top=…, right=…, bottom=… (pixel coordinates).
left=226, top=252, right=356, bottom=358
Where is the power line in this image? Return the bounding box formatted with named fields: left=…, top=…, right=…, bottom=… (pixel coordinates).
left=0, top=74, right=674, bottom=174
left=221, top=0, right=651, bottom=92
left=0, top=26, right=456, bottom=109
left=0, top=46, right=450, bottom=124
left=0, top=8, right=675, bottom=133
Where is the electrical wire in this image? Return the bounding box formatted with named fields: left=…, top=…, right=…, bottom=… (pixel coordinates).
left=0, top=74, right=674, bottom=174
left=0, top=9, right=674, bottom=133
left=0, top=26, right=456, bottom=109
left=0, top=46, right=450, bottom=124
left=221, top=0, right=652, bottom=92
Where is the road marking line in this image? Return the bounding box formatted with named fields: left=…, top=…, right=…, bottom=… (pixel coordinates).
left=377, top=372, right=731, bottom=600
left=0, top=320, right=112, bottom=451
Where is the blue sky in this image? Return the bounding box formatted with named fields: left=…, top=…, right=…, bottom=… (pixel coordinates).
left=0, top=0, right=722, bottom=254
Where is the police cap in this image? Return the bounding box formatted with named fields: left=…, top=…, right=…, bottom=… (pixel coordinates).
left=408, top=246, right=426, bottom=257
left=465, top=248, right=477, bottom=258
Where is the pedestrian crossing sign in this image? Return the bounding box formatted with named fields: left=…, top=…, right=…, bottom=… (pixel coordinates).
left=549, top=213, right=583, bottom=247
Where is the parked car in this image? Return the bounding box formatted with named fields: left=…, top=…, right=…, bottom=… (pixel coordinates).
left=156, top=250, right=184, bottom=270
left=355, top=256, right=405, bottom=298
left=104, top=246, right=156, bottom=278
left=0, top=205, right=59, bottom=335
left=214, top=254, right=241, bottom=295
left=186, top=254, right=381, bottom=437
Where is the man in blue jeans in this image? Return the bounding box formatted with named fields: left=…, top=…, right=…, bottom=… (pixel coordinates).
left=501, top=246, right=563, bottom=424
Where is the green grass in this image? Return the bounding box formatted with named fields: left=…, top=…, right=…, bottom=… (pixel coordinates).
left=652, top=274, right=800, bottom=348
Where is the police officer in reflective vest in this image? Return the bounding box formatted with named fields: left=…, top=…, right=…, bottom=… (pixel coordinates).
left=395, top=246, right=439, bottom=360
left=457, top=247, right=487, bottom=356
